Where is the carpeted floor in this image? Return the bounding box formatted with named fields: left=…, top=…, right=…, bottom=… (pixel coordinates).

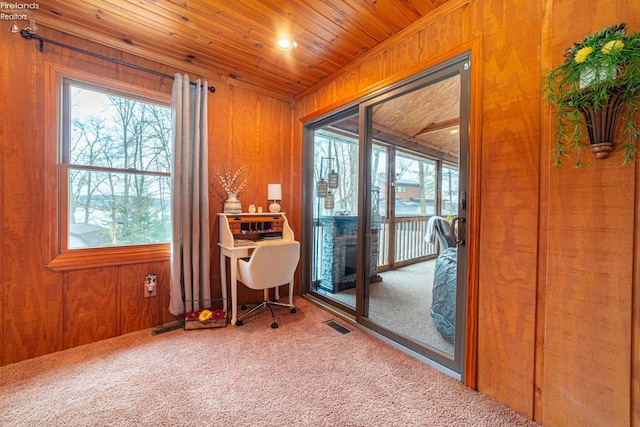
left=323, top=260, right=455, bottom=356
left=0, top=298, right=538, bottom=427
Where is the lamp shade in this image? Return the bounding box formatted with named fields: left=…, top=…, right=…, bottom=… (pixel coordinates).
left=267, top=183, right=282, bottom=201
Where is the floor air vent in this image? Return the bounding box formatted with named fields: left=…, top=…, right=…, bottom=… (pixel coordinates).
left=324, top=320, right=352, bottom=335
left=152, top=321, right=184, bottom=335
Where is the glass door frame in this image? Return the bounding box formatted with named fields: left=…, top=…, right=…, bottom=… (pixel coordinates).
left=301, top=106, right=360, bottom=317
left=357, top=55, right=470, bottom=375
left=301, top=50, right=475, bottom=379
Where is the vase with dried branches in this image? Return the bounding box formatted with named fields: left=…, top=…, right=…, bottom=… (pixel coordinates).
left=213, top=164, right=251, bottom=213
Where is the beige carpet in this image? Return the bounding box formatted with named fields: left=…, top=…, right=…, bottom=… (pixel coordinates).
left=325, top=261, right=455, bottom=356
left=0, top=298, right=538, bottom=427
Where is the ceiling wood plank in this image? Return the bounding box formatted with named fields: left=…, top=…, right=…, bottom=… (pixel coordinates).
left=29, top=0, right=453, bottom=98
left=415, top=118, right=460, bottom=136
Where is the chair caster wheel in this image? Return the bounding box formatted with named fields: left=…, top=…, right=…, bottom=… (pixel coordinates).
left=240, top=304, right=247, bottom=310
left=236, top=320, right=243, bottom=326
left=290, top=308, right=297, bottom=313
left=271, top=323, right=278, bottom=329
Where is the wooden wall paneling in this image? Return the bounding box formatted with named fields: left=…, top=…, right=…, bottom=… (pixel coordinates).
left=255, top=95, right=282, bottom=200
left=634, top=156, right=640, bottom=427
left=385, top=38, right=420, bottom=77
left=1, top=32, right=6, bottom=367
left=416, top=8, right=467, bottom=64
left=152, top=261, right=173, bottom=325
left=66, top=268, right=118, bottom=348
left=355, top=54, right=388, bottom=93
left=119, top=262, right=167, bottom=335
left=313, top=85, right=338, bottom=114
left=332, top=68, right=359, bottom=105
left=230, top=86, right=259, bottom=202
left=477, top=0, right=542, bottom=418
left=209, top=82, right=234, bottom=201
left=205, top=74, right=296, bottom=306
left=541, top=2, right=640, bottom=425
left=545, top=165, right=634, bottom=426
left=2, top=31, right=64, bottom=365
left=255, top=94, right=297, bottom=294
left=460, top=1, right=481, bottom=43
left=208, top=82, right=233, bottom=301
left=535, top=1, right=555, bottom=421
left=287, top=107, right=303, bottom=268
left=258, top=95, right=292, bottom=201
left=463, top=37, right=483, bottom=392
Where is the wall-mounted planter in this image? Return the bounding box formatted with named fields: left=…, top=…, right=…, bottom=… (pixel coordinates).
left=544, top=23, right=640, bottom=167
left=576, top=88, right=625, bottom=159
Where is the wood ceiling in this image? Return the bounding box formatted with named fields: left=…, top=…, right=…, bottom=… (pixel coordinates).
left=26, top=0, right=452, bottom=100
left=327, top=75, right=461, bottom=161
left=22, top=0, right=459, bottom=159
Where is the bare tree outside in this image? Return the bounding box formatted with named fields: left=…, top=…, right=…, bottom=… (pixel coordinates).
left=313, top=130, right=359, bottom=216
left=66, top=85, right=172, bottom=248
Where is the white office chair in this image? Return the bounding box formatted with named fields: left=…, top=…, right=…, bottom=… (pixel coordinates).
left=235, top=241, right=300, bottom=328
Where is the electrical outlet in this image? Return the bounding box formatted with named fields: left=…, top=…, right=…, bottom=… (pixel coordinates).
left=145, top=274, right=157, bottom=297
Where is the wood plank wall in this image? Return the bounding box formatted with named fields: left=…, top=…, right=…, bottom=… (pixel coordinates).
left=541, top=2, right=639, bottom=426
left=295, top=0, right=639, bottom=425
left=0, top=27, right=293, bottom=365
left=478, top=0, right=541, bottom=417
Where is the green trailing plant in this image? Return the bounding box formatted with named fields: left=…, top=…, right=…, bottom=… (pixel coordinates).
left=545, top=23, right=640, bottom=167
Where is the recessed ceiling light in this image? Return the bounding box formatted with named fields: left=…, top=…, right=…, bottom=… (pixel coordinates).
left=277, top=38, right=297, bottom=51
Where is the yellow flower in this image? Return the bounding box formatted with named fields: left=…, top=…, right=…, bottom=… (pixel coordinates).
left=601, top=39, right=624, bottom=54
left=574, top=46, right=594, bottom=63
left=198, top=309, right=213, bottom=322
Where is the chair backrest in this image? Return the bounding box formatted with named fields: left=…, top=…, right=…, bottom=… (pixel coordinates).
left=237, top=241, right=300, bottom=290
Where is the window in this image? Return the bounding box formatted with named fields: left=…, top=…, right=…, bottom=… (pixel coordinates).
left=61, top=80, right=172, bottom=250
left=440, top=163, right=459, bottom=217
left=45, top=64, right=173, bottom=271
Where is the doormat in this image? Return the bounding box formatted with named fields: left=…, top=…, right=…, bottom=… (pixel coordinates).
left=324, top=320, right=352, bottom=335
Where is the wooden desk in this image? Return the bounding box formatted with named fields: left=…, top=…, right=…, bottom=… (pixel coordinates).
left=218, top=213, right=295, bottom=325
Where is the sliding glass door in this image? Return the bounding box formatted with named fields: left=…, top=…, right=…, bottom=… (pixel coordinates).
left=302, top=53, right=471, bottom=377
left=306, top=109, right=360, bottom=313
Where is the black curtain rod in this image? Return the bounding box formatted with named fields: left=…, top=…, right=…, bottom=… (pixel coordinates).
left=20, top=29, right=215, bottom=93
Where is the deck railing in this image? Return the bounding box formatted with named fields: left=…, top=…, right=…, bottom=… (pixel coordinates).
left=376, top=216, right=436, bottom=268
left=312, top=216, right=437, bottom=283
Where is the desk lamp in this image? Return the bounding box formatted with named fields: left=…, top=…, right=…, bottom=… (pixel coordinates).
left=267, top=184, right=282, bottom=213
